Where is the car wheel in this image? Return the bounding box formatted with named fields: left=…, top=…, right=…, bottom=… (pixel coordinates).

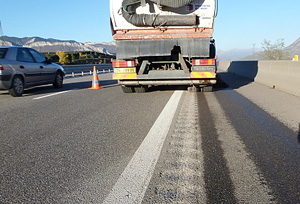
left=9, top=76, right=24, bottom=97
left=53, top=71, right=63, bottom=88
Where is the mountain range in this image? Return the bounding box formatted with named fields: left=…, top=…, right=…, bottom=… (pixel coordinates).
left=0, top=36, right=116, bottom=55
left=217, top=38, right=300, bottom=61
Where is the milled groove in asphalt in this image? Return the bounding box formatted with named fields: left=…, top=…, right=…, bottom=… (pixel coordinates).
left=102, top=91, right=183, bottom=204
left=205, top=92, right=275, bottom=203
left=197, top=93, right=237, bottom=204
left=142, top=92, right=206, bottom=203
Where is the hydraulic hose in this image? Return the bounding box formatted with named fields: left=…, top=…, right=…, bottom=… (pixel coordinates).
left=150, top=0, right=193, bottom=8
left=122, top=0, right=197, bottom=27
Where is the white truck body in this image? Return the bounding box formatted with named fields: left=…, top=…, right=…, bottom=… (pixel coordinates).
left=110, top=0, right=215, bottom=30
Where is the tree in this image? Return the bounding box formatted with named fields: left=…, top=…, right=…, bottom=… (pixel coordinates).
left=79, top=52, right=83, bottom=59
left=56, top=51, right=69, bottom=65
left=261, top=39, right=291, bottom=60
left=44, top=53, right=51, bottom=60
left=71, top=53, right=75, bottom=64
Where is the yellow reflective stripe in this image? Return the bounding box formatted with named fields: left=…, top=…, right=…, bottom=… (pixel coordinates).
left=192, top=72, right=201, bottom=78
left=127, top=74, right=137, bottom=79
left=205, top=72, right=215, bottom=78
left=190, top=72, right=216, bottom=79
left=113, top=73, right=137, bottom=80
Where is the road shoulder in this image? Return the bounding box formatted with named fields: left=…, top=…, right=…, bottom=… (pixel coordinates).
left=219, top=72, right=300, bottom=133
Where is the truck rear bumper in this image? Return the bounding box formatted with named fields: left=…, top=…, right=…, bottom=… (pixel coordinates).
left=114, top=70, right=216, bottom=86
left=118, top=79, right=216, bottom=86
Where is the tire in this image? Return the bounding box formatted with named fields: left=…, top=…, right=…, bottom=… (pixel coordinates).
left=202, top=86, right=213, bottom=92
left=9, top=76, right=24, bottom=97
left=134, top=86, right=148, bottom=93
left=188, top=86, right=200, bottom=92
left=53, top=71, right=63, bottom=88
left=121, top=85, right=134, bottom=93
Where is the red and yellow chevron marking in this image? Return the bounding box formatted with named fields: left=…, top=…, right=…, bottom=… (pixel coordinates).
left=190, top=72, right=216, bottom=79
left=113, top=73, right=137, bottom=80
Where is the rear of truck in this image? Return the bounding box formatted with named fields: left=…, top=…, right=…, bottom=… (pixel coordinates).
left=110, top=0, right=217, bottom=92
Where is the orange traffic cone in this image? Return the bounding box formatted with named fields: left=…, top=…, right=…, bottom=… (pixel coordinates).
left=89, top=66, right=102, bottom=90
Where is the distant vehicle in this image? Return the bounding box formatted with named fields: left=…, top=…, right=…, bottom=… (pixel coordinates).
left=0, top=46, right=65, bottom=97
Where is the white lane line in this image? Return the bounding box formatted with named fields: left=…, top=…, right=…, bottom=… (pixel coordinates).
left=205, top=93, right=275, bottom=203
left=33, top=89, right=78, bottom=100
left=103, top=91, right=183, bottom=204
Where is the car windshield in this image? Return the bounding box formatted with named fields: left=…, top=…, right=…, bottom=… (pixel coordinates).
left=0, top=48, right=8, bottom=59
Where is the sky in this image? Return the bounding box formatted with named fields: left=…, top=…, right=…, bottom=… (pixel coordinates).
left=0, top=0, right=300, bottom=51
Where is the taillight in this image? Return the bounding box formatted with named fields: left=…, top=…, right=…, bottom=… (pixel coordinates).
left=192, top=59, right=216, bottom=66
left=0, top=65, right=3, bottom=70
left=112, top=60, right=135, bottom=68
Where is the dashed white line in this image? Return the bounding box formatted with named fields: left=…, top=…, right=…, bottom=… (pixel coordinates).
left=102, top=91, right=183, bottom=204
left=33, top=89, right=78, bottom=100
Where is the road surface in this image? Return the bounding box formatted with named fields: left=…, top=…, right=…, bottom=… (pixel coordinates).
left=0, top=72, right=299, bottom=203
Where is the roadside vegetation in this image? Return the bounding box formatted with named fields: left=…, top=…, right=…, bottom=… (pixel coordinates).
left=261, top=39, right=291, bottom=60
left=43, top=51, right=115, bottom=65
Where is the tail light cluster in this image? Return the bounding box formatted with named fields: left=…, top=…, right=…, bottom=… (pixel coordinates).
left=192, top=59, right=216, bottom=66
left=112, top=60, right=135, bottom=68
left=0, top=65, right=3, bottom=70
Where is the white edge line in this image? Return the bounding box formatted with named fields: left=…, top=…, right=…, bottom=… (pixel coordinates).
left=33, top=89, right=78, bottom=100
left=103, top=90, right=183, bottom=204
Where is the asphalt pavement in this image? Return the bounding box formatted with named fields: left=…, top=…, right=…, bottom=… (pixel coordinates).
left=0, top=73, right=173, bottom=203
left=1, top=72, right=300, bottom=203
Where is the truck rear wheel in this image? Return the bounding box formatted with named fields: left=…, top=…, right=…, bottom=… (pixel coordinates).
left=202, top=86, right=213, bottom=92
left=121, top=85, right=134, bottom=93
left=134, top=86, right=148, bottom=93
left=188, top=86, right=200, bottom=92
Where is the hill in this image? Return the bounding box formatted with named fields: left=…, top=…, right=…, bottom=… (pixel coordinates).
left=217, top=48, right=262, bottom=61
left=0, top=36, right=116, bottom=55
left=284, top=37, right=300, bottom=56
left=243, top=38, right=300, bottom=60
left=218, top=38, right=300, bottom=61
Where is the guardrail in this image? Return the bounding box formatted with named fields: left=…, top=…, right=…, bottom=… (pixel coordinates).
left=62, top=64, right=113, bottom=77
left=218, top=60, right=300, bottom=97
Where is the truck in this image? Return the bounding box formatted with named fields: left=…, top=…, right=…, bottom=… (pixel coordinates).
left=110, top=0, right=218, bottom=93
